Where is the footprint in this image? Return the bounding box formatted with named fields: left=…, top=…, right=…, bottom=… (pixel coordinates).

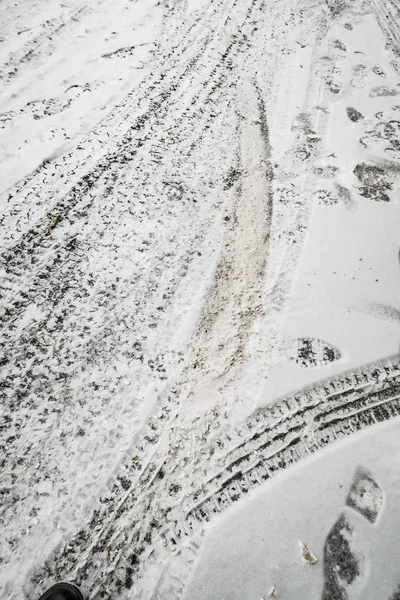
left=334, top=183, right=355, bottom=210
left=346, top=107, right=364, bottom=122
left=353, top=162, right=392, bottom=202
left=358, top=301, right=400, bottom=325
left=371, top=65, right=386, bottom=77
left=27, top=96, right=72, bottom=120
left=326, top=0, right=349, bottom=17
left=351, top=64, right=368, bottom=89
left=383, top=121, right=400, bottom=159
left=0, top=110, right=14, bottom=129
left=163, top=180, right=186, bottom=201
left=322, top=513, right=363, bottom=600
left=326, top=79, right=342, bottom=95
left=316, top=57, right=343, bottom=95
left=313, top=164, right=339, bottom=179
left=359, top=107, right=400, bottom=160
left=288, top=112, right=323, bottom=163
left=345, top=466, right=384, bottom=524
left=289, top=337, right=342, bottom=368
left=323, top=468, right=400, bottom=600
left=275, top=187, right=300, bottom=207
left=333, top=39, right=347, bottom=52
left=370, top=86, right=399, bottom=98
left=313, top=189, right=339, bottom=206
left=223, top=167, right=242, bottom=191
left=322, top=467, right=384, bottom=600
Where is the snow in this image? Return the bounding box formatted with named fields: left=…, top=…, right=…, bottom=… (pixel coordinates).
left=0, top=0, right=160, bottom=195
left=260, top=198, right=400, bottom=401
left=182, top=419, right=400, bottom=600
left=1, top=0, right=400, bottom=599
left=239, top=10, right=400, bottom=409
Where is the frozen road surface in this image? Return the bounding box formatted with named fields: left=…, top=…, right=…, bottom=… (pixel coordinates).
left=1, top=0, right=400, bottom=598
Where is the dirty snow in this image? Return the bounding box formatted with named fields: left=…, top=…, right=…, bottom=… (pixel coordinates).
left=1, top=0, right=400, bottom=599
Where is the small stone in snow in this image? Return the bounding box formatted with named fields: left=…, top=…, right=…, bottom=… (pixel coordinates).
left=301, top=543, right=318, bottom=565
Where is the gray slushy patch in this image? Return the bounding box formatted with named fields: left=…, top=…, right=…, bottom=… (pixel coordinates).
left=322, top=514, right=360, bottom=600
left=345, top=467, right=384, bottom=523
left=291, top=337, right=341, bottom=367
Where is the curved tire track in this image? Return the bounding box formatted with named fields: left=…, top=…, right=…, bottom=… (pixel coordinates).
left=29, top=354, right=400, bottom=600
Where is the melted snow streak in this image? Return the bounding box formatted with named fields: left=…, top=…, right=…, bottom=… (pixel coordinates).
left=189, top=77, right=273, bottom=380
left=2, top=0, right=400, bottom=598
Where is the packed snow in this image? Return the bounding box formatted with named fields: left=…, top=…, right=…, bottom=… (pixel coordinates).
left=1, top=0, right=400, bottom=599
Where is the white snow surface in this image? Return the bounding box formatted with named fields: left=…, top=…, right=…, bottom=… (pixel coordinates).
left=1, top=0, right=400, bottom=598
left=183, top=419, right=400, bottom=600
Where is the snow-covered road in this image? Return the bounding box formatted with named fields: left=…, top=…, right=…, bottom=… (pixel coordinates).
left=1, top=0, right=400, bottom=598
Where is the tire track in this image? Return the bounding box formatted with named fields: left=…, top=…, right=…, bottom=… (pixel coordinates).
left=0, top=0, right=276, bottom=429
left=1, top=0, right=236, bottom=186
left=29, top=354, right=400, bottom=600
left=8, top=0, right=400, bottom=599
left=0, top=0, right=240, bottom=250
left=0, top=7, right=250, bottom=307
left=10, top=0, right=336, bottom=597
left=0, top=4, right=90, bottom=85
left=0, top=80, right=233, bottom=588
left=372, top=0, right=400, bottom=52
left=0, top=22, right=253, bottom=386
left=1, top=0, right=265, bottom=592
left=1, top=0, right=262, bottom=369
left=182, top=357, right=400, bottom=523
left=154, top=355, right=400, bottom=600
